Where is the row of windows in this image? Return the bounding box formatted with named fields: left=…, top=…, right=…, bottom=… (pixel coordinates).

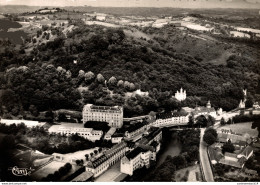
left=83, top=114, right=122, bottom=117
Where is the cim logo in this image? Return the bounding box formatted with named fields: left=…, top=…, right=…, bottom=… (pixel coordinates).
left=9, top=166, right=34, bottom=176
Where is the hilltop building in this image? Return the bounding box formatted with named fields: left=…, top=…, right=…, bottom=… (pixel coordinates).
left=153, top=111, right=189, bottom=127
left=238, top=89, right=247, bottom=109
left=174, top=88, right=186, bottom=101
left=193, top=101, right=217, bottom=118
left=239, top=100, right=246, bottom=109
left=85, top=142, right=128, bottom=177
left=82, top=104, right=123, bottom=128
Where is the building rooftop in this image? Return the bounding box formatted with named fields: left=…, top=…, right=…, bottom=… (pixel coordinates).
left=104, top=141, right=127, bottom=157
left=219, top=158, right=243, bottom=168
left=193, top=106, right=215, bottom=114
left=85, top=104, right=122, bottom=112
left=87, top=154, right=108, bottom=168
left=125, top=147, right=148, bottom=160
left=119, top=121, right=147, bottom=134
left=239, top=146, right=253, bottom=158
left=104, top=128, right=117, bottom=137
left=71, top=171, right=93, bottom=182
left=156, top=111, right=188, bottom=120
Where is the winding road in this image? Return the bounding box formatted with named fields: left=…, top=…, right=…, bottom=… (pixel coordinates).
left=199, top=128, right=214, bottom=182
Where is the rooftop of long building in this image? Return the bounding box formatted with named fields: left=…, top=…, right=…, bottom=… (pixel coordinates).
left=84, top=104, right=122, bottom=111
left=118, top=121, right=148, bottom=133
left=156, top=111, right=188, bottom=120
left=138, top=127, right=162, bottom=145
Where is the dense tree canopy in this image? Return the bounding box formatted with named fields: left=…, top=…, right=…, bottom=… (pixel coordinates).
left=0, top=23, right=259, bottom=118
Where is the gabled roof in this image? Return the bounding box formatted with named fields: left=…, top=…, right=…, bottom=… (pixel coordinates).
left=193, top=106, right=215, bottom=114
left=125, top=147, right=148, bottom=160
left=219, top=158, right=243, bottom=168
left=87, top=154, right=108, bottom=168
left=239, top=146, right=253, bottom=158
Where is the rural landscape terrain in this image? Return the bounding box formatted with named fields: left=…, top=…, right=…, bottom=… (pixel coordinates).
left=0, top=1, right=260, bottom=182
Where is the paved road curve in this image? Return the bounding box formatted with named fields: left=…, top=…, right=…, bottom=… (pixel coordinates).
left=199, top=128, right=214, bottom=182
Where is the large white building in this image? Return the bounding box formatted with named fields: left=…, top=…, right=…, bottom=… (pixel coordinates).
left=120, top=128, right=162, bottom=176
left=85, top=142, right=128, bottom=177
left=120, top=147, right=155, bottom=176
left=175, top=88, right=186, bottom=101
left=82, top=104, right=123, bottom=128
left=152, top=111, right=189, bottom=127
left=48, top=126, right=103, bottom=141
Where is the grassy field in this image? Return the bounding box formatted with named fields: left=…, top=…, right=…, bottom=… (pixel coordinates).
left=175, top=165, right=201, bottom=182
left=31, top=161, right=66, bottom=180
left=217, top=122, right=258, bottom=137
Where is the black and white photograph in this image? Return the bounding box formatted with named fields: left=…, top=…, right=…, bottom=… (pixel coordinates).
left=0, top=0, right=260, bottom=183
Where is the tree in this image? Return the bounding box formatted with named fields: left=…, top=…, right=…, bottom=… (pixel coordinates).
left=78, top=70, right=85, bottom=80
left=204, top=127, right=218, bottom=138
left=196, top=115, right=207, bottom=128
left=97, top=74, right=105, bottom=83
left=188, top=115, right=194, bottom=128
left=90, top=152, right=94, bottom=157
left=226, top=118, right=232, bottom=125
left=222, top=140, right=235, bottom=154
left=108, top=76, right=117, bottom=86
left=94, top=150, right=98, bottom=155
left=207, top=115, right=215, bottom=127
left=46, top=174, right=55, bottom=181
left=64, top=163, right=72, bottom=170
left=98, top=148, right=102, bottom=153
left=117, top=80, right=124, bottom=87
left=85, top=154, right=89, bottom=161
left=53, top=171, right=60, bottom=179
left=220, top=117, right=226, bottom=126
left=203, top=132, right=217, bottom=145
left=85, top=71, right=95, bottom=84
left=1, top=135, right=15, bottom=149
left=29, top=104, right=39, bottom=117
left=75, top=160, right=81, bottom=166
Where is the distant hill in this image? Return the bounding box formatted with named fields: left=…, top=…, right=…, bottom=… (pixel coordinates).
left=0, top=0, right=260, bottom=9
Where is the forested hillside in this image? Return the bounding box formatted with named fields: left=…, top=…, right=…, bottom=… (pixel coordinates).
left=0, top=19, right=259, bottom=118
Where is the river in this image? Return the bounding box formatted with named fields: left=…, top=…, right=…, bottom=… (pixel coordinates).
left=123, top=130, right=182, bottom=181
left=156, top=131, right=182, bottom=167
